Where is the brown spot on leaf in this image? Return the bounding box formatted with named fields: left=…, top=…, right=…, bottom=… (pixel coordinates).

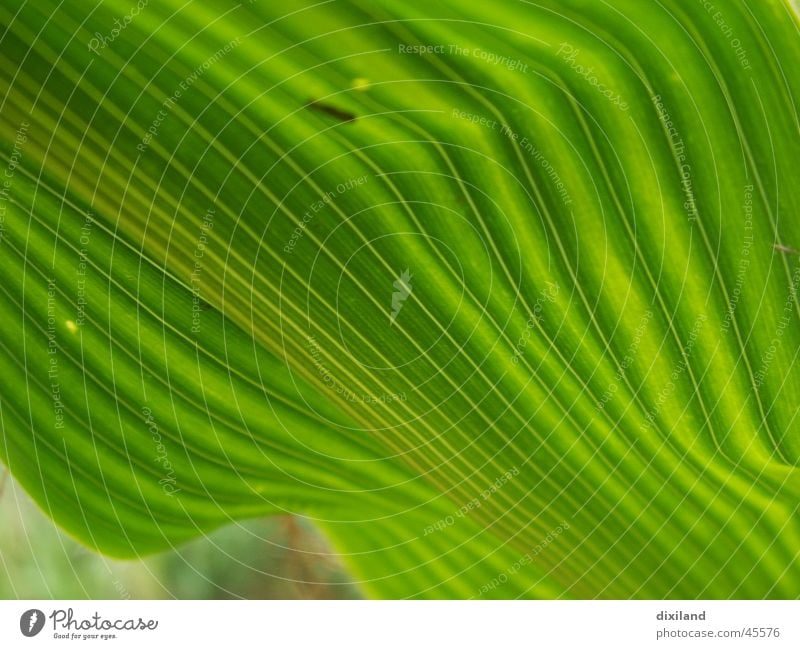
left=774, top=243, right=800, bottom=255
left=306, top=99, right=357, bottom=123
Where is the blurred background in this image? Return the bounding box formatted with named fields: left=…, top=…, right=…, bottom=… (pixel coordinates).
left=0, top=467, right=361, bottom=599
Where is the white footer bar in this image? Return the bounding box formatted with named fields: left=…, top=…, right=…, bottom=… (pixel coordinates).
left=0, top=600, right=794, bottom=647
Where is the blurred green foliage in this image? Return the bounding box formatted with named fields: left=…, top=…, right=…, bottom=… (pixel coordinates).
left=0, top=468, right=360, bottom=599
